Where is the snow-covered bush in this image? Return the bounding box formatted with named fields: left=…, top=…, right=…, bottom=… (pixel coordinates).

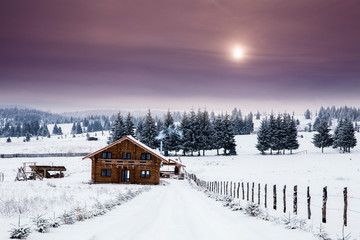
left=32, top=214, right=50, bottom=233
left=9, top=226, right=31, bottom=239
left=9, top=216, right=31, bottom=239
left=73, top=206, right=89, bottom=221
left=314, top=224, right=331, bottom=240
left=49, top=216, right=61, bottom=228
left=244, top=202, right=261, bottom=217
left=92, top=202, right=107, bottom=216
left=60, top=211, right=76, bottom=225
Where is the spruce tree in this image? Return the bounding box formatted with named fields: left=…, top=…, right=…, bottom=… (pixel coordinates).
left=52, top=124, right=59, bottom=135
left=197, top=110, right=214, bottom=156
left=304, top=109, right=311, bottom=119
left=162, top=111, right=176, bottom=156
left=141, top=110, right=158, bottom=149
left=287, top=116, right=299, bottom=154
left=124, top=113, right=135, bottom=137
left=268, top=113, right=277, bottom=154
left=256, top=118, right=270, bottom=154
left=71, top=123, right=76, bottom=134
left=108, top=113, right=126, bottom=144
left=337, top=119, right=357, bottom=153
left=180, top=112, right=191, bottom=155
left=76, top=122, right=83, bottom=134
left=222, top=113, right=237, bottom=155
left=213, top=115, right=224, bottom=155
left=313, top=120, right=333, bottom=153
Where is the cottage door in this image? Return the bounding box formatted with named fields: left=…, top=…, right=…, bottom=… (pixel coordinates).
left=121, top=169, right=130, bottom=182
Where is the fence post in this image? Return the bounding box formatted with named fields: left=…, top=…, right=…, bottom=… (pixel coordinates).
left=258, top=183, right=261, bottom=205
left=237, top=182, right=240, bottom=199
left=265, top=184, right=267, bottom=208
left=273, top=185, right=277, bottom=210
left=247, top=182, right=249, bottom=201
left=307, top=186, right=311, bottom=219
left=283, top=185, right=286, bottom=213
left=293, top=185, right=298, bottom=215
left=344, top=187, right=348, bottom=227
left=322, top=186, right=327, bottom=223
left=251, top=182, right=255, bottom=202
left=221, top=181, right=223, bottom=195
left=230, top=182, right=233, bottom=197
left=242, top=182, right=245, bottom=200
left=233, top=182, right=236, bottom=197
left=226, top=181, right=229, bottom=195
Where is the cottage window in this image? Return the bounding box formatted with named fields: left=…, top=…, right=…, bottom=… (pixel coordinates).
left=101, top=169, right=111, bottom=177
left=122, top=153, right=131, bottom=159
left=141, top=153, right=151, bottom=160
left=140, top=170, right=150, bottom=178
left=102, top=152, right=112, bottom=159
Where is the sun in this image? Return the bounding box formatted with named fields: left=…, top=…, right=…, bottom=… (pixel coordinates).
left=233, top=47, right=244, bottom=59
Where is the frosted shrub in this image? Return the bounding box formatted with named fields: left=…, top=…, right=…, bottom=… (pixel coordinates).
left=245, top=202, right=261, bottom=217
left=314, top=224, right=331, bottom=240
left=73, top=207, right=88, bottom=221
left=9, top=226, right=31, bottom=239
left=60, top=211, right=76, bottom=225
left=9, top=216, right=31, bottom=239
left=93, top=202, right=107, bottom=216
left=50, top=217, right=61, bottom=228
left=32, top=214, right=50, bottom=233
left=104, top=200, right=116, bottom=210
left=282, top=214, right=298, bottom=229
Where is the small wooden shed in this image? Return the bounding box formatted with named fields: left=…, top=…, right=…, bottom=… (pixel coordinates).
left=83, top=136, right=185, bottom=185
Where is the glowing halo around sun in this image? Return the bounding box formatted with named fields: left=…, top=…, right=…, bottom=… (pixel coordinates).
left=232, top=47, right=244, bottom=60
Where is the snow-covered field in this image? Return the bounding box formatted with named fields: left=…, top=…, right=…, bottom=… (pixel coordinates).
left=182, top=132, right=360, bottom=239
left=0, top=123, right=359, bottom=239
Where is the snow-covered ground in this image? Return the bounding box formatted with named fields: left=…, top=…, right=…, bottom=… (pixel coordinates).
left=0, top=125, right=359, bottom=239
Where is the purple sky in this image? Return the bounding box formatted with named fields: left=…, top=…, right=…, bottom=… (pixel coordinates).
left=1, top=0, right=360, bottom=113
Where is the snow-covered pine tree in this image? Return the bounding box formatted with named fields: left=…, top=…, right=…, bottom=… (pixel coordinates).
left=189, top=110, right=200, bottom=156
left=222, top=113, right=237, bottom=155
left=312, top=120, right=333, bottom=153
left=197, top=110, right=214, bottom=156
left=76, top=122, right=82, bottom=134
left=161, top=110, right=175, bottom=156
left=277, top=114, right=287, bottom=154
left=256, top=118, right=270, bottom=154
left=268, top=113, right=277, bottom=154
left=313, top=117, right=321, bottom=131
left=213, top=114, right=224, bottom=155
left=124, top=113, right=135, bottom=137
left=332, top=119, right=343, bottom=150
left=135, top=118, right=144, bottom=141
left=108, top=113, right=126, bottom=144
left=58, top=126, right=63, bottom=135
left=338, top=119, right=357, bottom=153
left=287, top=116, right=299, bottom=154
left=180, top=112, right=190, bottom=155
left=52, top=123, right=59, bottom=135
left=141, top=110, right=158, bottom=149
left=304, top=109, right=311, bottom=119
left=71, top=122, right=76, bottom=134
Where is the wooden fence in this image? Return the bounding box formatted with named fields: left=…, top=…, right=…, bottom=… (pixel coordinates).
left=0, top=153, right=90, bottom=158
left=186, top=172, right=351, bottom=226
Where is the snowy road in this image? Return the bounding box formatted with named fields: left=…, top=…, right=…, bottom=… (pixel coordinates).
left=30, top=180, right=316, bottom=240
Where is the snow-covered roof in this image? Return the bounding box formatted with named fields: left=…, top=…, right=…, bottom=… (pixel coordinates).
left=82, top=135, right=170, bottom=163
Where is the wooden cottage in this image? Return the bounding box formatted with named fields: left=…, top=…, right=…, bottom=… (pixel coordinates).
left=83, top=136, right=184, bottom=185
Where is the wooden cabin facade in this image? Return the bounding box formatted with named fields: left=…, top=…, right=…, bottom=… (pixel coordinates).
left=83, top=136, right=176, bottom=185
